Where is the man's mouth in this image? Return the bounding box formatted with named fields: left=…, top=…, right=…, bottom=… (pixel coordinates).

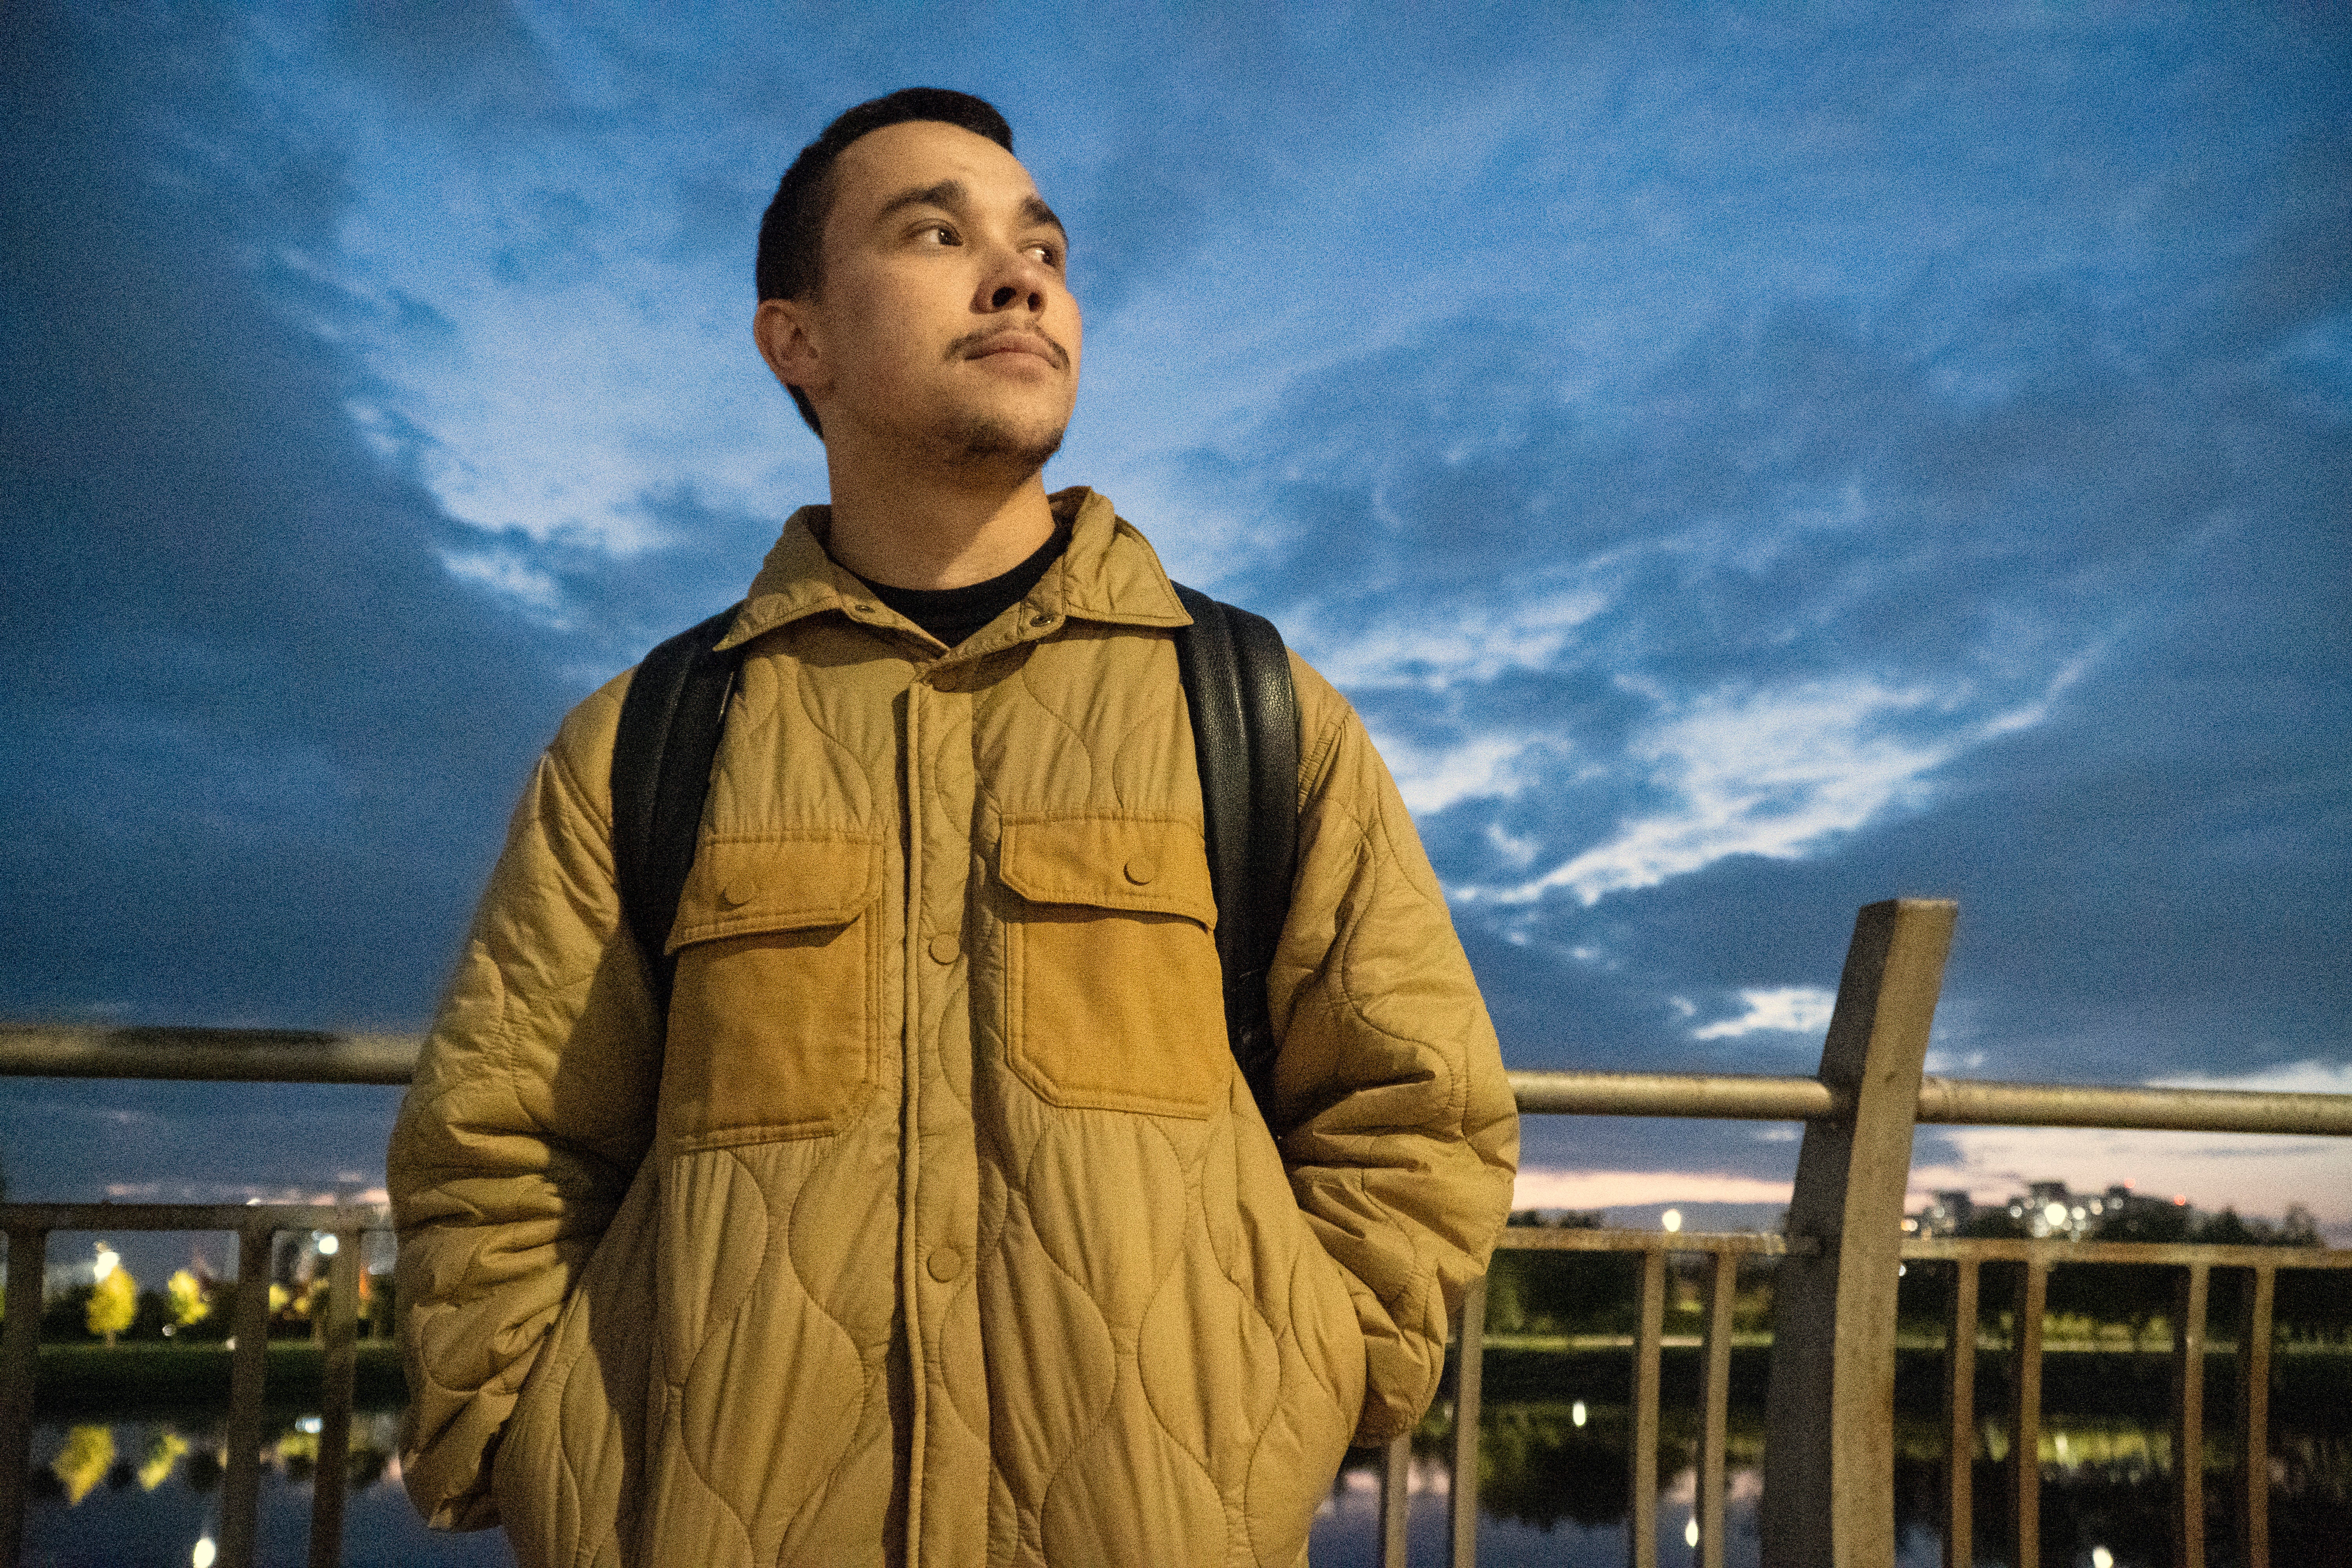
left=956, top=329, right=1067, bottom=370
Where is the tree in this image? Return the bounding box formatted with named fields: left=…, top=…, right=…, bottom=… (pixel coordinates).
left=86, top=1262, right=137, bottom=1347
left=166, top=1269, right=212, bottom=1331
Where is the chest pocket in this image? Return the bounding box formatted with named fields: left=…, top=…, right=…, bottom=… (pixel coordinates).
left=999, top=813, right=1230, bottom=1118
left=660, top=833, right=882, bottom=1150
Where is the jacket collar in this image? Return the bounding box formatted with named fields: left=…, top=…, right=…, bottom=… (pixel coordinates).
left=718, top=487, right=1191, bottom=655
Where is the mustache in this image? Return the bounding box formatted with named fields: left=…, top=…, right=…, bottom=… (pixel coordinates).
left=948, top=326, right=1071, bottom=370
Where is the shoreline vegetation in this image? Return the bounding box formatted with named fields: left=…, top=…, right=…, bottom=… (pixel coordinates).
left=22, top=1336, right=2349, bottom=1420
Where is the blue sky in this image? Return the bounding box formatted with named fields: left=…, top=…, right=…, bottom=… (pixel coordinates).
left=4, top=0, right=2347, bottom=1264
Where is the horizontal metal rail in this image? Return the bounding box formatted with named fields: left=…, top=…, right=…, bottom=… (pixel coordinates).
left=0, top=1025, right=419, bottom=1085
left=1509, top=1067, right=2352, bottom=1136
left=0, top=1202, right=389, bottom=1568
left=13, top=1025, right=2346, bottom=1136
left=1913, top=1076, right=2352, bottom=1135
left=1903, top=1236, right=2352, bottom=1271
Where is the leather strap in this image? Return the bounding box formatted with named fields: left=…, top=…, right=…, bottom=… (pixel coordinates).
left=1172, top=583, right=1299, bottom=1128
left=610, top=601, right=744, bottom=1021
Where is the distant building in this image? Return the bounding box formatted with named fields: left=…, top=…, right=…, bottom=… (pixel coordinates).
left=1911, top=1190, right=1975, bottom=1236
left=1911, top=1180, right=2155, bottom=1241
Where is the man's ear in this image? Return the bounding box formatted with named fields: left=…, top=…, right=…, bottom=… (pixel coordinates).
left=753, top=297, right=824, bottom=398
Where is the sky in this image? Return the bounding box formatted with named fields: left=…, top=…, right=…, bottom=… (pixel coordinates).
left=4, top=0, right=2348, bottom=1276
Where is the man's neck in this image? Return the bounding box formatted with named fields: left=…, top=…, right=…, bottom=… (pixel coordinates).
left=820, top=448, right=1059, bottom=592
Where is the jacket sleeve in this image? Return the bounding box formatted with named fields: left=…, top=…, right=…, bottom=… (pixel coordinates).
left=1267, top=654, right=1520, bottom=1446
left=387, top=674, right=663, bottom=1528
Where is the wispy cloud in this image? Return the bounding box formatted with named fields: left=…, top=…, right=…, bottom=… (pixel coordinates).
left=1692, top=987, right=1837, bottom=1041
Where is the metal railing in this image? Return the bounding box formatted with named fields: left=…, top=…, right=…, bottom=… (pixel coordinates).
left=0, top=1201, right=388, bottom=1568
left=1365, top=900, right=2350, bottom=1568
left=4, top=897, right=2348, bottom=1567
left=1899, top=1234, right=2350, bottom=1568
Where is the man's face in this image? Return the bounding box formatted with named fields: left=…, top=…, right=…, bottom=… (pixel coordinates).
left=777, top=120, right=1081, bottom=470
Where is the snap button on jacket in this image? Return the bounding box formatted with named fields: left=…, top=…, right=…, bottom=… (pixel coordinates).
left=390, top=490, right=1519, bottom=1568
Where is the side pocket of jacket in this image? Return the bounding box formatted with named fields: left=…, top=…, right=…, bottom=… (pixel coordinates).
left=494, top=1159, right=661, bottom=1568
left=660, top=832, right=883, bottom=1150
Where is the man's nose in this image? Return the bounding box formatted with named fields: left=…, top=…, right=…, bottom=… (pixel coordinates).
left=980, top=246, right=1053, bottom=312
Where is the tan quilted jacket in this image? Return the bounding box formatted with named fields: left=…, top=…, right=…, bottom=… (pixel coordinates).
left=390, top=488, right=1518, bottom=1568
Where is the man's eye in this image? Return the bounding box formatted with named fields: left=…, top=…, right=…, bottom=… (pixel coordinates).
left=1028, top=244, right=1061, bottom=267
left=919, top=223, right=959, bottom=245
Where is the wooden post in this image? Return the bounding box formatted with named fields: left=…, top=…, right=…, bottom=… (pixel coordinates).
left=309, top=1230, right=361, bottom=1568
left=2237, top=1266, right=2273, bottom=1568
left=1942, top=1257, right=1978, bottom=1568
left=0, top=1225, right=49, bottom=1568
left=1697, top=1250, right=1737, bottom=1568
left=2172, top=1262, right=2210, bottom=1568
left=220, top=1224, right=276, bottom=1568
left=1759, top=899, right=1958, bottom=1568
left=2007, top=1258, right=2046, bottom=1568
left=1629, top=1246, right=1666, bottom=1568
left=1447, top=1272, right=1486, bottom=1567
left=1379, top=1430, right=1412, bottom=1568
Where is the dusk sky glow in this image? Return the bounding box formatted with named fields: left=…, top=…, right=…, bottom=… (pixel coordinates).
left=4, top=2, right=2347, bottom=1269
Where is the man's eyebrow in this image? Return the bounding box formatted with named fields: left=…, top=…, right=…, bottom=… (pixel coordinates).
left=1020, top=195, right=1068, bottom=242
left=872, top=180, right=1068, bottom=243
left=875, top=180, right=968, bottom=223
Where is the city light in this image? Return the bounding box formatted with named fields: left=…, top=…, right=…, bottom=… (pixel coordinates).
left=2091, top=1548, right=2114, bottom=1568
left=192, top=1537, right=217, bottom=1568
left=1661, top=1209, right=1682, bottom=1233
left=1572, top=1401, right=1587, bottom=1427
left=316, top=1233, right=339, bottom=1256
left=1685, top=1517, right=1700, bottom=1547
left=92, top=1242, right=119, bottom=1282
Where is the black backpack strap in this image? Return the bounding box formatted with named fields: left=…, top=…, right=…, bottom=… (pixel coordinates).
left=611, top=601, right=746, bottom=1025
left=1171, top=582, right=1300, bottom=1129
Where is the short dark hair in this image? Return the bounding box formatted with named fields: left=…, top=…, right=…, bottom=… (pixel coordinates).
left=757, top=88, right=1015, bottom=436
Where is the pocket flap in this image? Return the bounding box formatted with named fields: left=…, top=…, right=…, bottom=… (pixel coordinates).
left=998, top=814, right=1217, bottom=929
left=665, top=833, right=882, bottom=954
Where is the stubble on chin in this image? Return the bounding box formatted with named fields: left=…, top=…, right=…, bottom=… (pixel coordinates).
left=935, top=410, right=1066, bottom=478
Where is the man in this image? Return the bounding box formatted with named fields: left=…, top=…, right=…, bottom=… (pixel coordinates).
left=391, top=88, right=1517, bottom=1568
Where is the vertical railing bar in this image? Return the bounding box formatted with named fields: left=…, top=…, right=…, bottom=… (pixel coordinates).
left=1697, top=1249, right=1736, bottom=1568
left=2173, top=1261, right=2210, bottom=1568
left=1629, top=1245, right=1666, bottom=1568
left=1379, top=1430, right=1412, bottom=1568
left=219, top=1223, right=275, bottom=1568
left=2237, top=1265, right=2273, bottom=1568
left=1943, top=1256, right=1978, bottom=1568
left=1448, top=1272, right=1487, bottom=1568
left=308, top=1228, right=361, bottom=1568
left=0, top=1224, right=51, bottom=1568
left=2008, top=1258, right=2045, bottom=1568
